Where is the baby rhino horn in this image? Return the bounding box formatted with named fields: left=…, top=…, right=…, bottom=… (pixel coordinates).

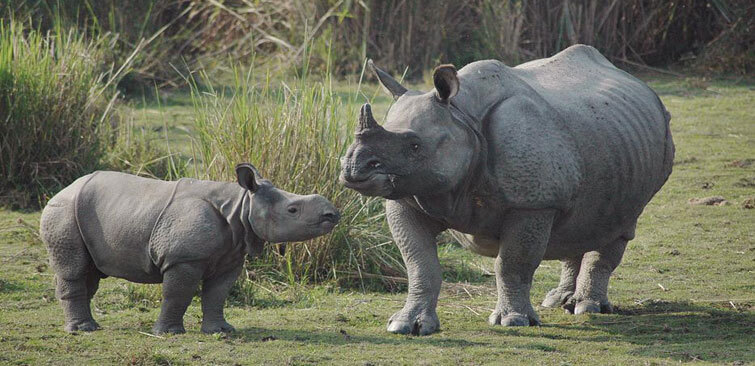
left=358, top=103, right=382, bottom=132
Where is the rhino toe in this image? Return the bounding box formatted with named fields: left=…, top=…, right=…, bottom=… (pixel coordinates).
left=567, top=299, right=613, bottom=315
left=501, top=314, right=531, bottom=327
left=201, top=320, right=236, bottom=334
left=387, top=309, right=439, bottom=336
left=489, top=311, right=540, bottom=327
left=541, top=288, right=574, bottom=308
left=64, top=319, right=100, bottom=333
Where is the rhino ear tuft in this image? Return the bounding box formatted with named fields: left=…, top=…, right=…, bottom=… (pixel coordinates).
left=235, top=163, right=260, bottom=192
left=433, top=64, right=459, bottom=104
left=368, top=59, right=407, bottom=100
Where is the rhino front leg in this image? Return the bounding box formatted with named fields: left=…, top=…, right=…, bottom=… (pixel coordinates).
left=385, top=200, right=444, bottom=336
left=490, top=209, right=555, bottom=327
left=200, top=265, right=242, bottom=334
left=153, top=263, right=203, bottom=335
left=541, top=257, right=581, bottom=308
left=569, top=238, right=628, bottom=314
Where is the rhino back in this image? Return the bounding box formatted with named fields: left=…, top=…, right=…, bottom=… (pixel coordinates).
left=76, top=171, right=176, bottom=282
left=513, top=45, right=673, bottom=249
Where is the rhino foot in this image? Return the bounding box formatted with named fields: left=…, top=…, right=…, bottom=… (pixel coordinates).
left=488, top=310, right=540, bottom=327
left=153, top=322, right=186, bottom=335
left=201, top=320, right=236, bottom=334
left=64, top=319, right=100, bottom=333
left=563, top=298, right=613, bottom=315
left=387, top=307, right=440, bottom=336
left=541, top=288, right=574, bottom=308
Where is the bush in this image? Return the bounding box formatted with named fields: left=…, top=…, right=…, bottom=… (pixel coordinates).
left=189, top=65, right=403, bottom=288
left=0, top=21, right=119, bottom=207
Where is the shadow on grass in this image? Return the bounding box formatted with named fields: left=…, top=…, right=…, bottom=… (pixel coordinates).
left=541, top=300, right=754, bottom=363
left=0, top=279, right=25, bottom=293
left=231, top=327, right=488, bottom=348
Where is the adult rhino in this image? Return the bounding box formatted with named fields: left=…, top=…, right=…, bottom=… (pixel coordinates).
left=340, top=45, right=674, bottom=335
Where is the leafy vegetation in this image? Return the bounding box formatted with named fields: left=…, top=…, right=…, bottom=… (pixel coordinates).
left=0, top=20, right=120, bottom=207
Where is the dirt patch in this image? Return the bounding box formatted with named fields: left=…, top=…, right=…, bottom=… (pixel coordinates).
left=674, top=157, right=698, bottom=165
left=725, top=159, right=754, bottom=168
left=689, top=196, right=729, bottom=206
left=741, top=198, right=755, bottom=209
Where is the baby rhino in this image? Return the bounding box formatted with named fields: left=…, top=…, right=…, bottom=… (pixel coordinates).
left=40, top=163, right=339, bottom=334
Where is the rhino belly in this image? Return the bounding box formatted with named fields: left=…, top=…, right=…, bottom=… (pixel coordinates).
left=75, top=172, right=176, bottom=283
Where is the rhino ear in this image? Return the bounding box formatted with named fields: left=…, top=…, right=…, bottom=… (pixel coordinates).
left=368, top=59, right=407, bottom=100
left=235, top=163, right=260, bottom=192
left=433, top=64, right=459, bottom=104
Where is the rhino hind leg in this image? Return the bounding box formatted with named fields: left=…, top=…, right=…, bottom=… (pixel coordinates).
left=153, top=262, right=203, bottom=335
left=41, top=201, right=100, bottom=332
left=541, top=257, right=581, bottom=308
left=567, top=238, right=629, bottom=315
left=200, top=265, right=242, bottom=334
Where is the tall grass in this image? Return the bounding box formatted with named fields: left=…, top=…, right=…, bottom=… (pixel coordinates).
left=189, top=65, right=403, bottom=288
left=0, top=20, right=119, bottom=206
left=8, top=0, right=745, bottom=83
left=176, top=0, right=741, bottom=76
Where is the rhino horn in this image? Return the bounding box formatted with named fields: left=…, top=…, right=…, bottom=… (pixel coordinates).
left=358, top=103, right=382, bottom=132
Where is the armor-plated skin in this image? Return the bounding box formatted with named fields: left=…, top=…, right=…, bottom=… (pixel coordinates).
left=340, top=45, right=674, bottom=335
left=40, top=163, right=339, bottom=334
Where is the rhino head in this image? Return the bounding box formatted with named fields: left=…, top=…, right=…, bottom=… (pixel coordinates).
left=339, top=61, right=478, bottom=200
left=236, top=163, right=340, bottom=243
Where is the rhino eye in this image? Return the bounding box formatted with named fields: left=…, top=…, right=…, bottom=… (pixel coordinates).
left=411, top=143, right=420, bottom=151
left=288, top=207, right=298, bottom=214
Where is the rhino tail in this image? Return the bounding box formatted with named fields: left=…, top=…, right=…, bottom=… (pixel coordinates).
left=661, top=105, right=675, bottom=180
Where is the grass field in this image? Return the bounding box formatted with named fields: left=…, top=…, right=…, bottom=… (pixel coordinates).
left=1, top=75, right=753, bottom=365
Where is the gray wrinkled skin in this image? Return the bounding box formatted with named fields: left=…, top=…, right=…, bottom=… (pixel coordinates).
left=40, top=163, right=339, bottom=334
left=340, top=45, right=674, bottom=335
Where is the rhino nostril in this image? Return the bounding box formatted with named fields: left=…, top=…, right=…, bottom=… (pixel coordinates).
left=321, top=211, right=340, bottom=223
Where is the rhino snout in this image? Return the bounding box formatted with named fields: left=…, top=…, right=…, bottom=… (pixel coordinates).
left=309, top=197, right=340, bottom=233
left=320, top=210, right=340, bottom=224
left=340, top=158, right=383, bottom=184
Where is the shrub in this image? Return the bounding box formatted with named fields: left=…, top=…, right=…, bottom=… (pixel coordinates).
left=0, top=21, right=119, bottom=207
left=189, top=65, right=403, bottom=288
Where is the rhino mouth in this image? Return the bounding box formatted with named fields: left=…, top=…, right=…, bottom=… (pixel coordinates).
left=313, top=212, right=340, bottom=232
left=340, top=172, right=394, bottom=197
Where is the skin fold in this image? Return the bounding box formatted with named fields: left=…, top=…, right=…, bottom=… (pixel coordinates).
left=40, top=163, right=339, bottom=334
left=340, top=45, right=674, bottom=335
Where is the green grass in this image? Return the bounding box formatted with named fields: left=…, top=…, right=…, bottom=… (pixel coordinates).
left=0, top=76, right=753, bottom=365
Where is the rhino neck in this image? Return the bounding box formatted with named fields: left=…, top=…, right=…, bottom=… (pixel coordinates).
left=454, top=61, right=520, bottom=124
left=410, top=62, right=520, bottom=230
left=238, top=190, right=265, bottom=258
left=411, top=97, right=497, bottom=231
left=213, top=184, right=265, bottom=258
